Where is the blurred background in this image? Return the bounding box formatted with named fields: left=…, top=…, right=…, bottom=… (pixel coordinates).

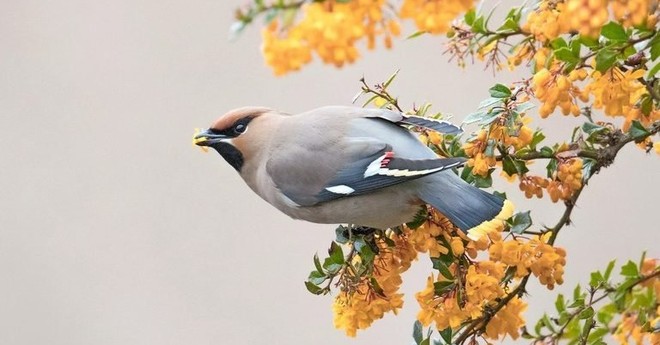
left=1, top=1, right=657, bottom=344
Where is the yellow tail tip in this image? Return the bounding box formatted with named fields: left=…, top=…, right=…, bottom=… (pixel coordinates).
left=467, top=199, right=515, bottom=241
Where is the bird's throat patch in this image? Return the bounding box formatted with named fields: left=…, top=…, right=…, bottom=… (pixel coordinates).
left=212, top=142, right=244, bottom=171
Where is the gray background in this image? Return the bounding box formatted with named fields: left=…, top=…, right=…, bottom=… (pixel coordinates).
left=1, top=1, right=657, bottom=344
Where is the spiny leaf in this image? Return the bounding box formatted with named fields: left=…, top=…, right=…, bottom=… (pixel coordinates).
left=508, top=210, right=533, bottom=234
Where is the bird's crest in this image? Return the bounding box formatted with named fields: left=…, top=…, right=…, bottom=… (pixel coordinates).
left=211, top=106, right=273, bottom=131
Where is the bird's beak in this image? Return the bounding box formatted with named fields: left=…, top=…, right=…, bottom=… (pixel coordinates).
left=192, top=128, right=228, bottom=147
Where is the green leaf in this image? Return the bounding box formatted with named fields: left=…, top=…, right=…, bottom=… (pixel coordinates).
left=335, top=225, right=349, bottom=244
left=308, top=270, right=327, bottom=285
left=328, top=242, right=344, bottom=263
left=502, top=156, right=530, bottom=176
left=542, top=314, right=557, bottom=332
left=464, top=10, right=476, bottom=26
left=383, top=69, right=399, bottom=89
left=590, top=271, right=605, bottom=288
left=568, top=298, right=585, bottom=308
left=434, top=281, right=455, bottom=295
left=628, top=120, right=651, bottom=141
left=595, top=48, right=618, bottom=72
left=578, top=306, right=595, bottom=319
left=648, top=61, right=660, bottom=79
left=555, top=294, right=566, bottom=313
left=600, top=21, right=628, bottom=42
left=323, top=242, right=344, bottom=274
left=413, top=321, right=424, bottom=345
left=439, top=327, right=452, bottom=343
left=620, top=260, right=639, bottom=277
left=509, top=210, right=533, bottom=234
left=473, top=169, right=494, bottom=188
left=313, top=253, right=324, bottom=274
left=597, top=303, right=617, bottom=324
left=463, top=110, right=488, bottom=124
left=407, top=31, right=427, bottom=39
left=588, top=327, right=609, bottom=343
left=478, top=97, right=503, bottom=109
left=354, top=238, right=375, bottom=263
left=581, top=158, right=597, bottom=182
left=551, top=37, right=568, bottom=49
left=539, top=146, right=554, bottom=157
left=582, top=122, right=607, bottom=137
left=471, top=15, right=486, bottom=34
left=650, top=35, right=660, bottom=60
left=546, top=158, right=558, bottom=178
left=603, top=260, right=616, bottom=281
left=304, top=281, right=324, bottom=295
left=431, top=257, right=455, bottom=280
left=489, top=83, right=512, bottom=98
left=580, top=35, right=600, bottom=48
left=497, top=17, right=519, bottom=32
left=530, top=131, right=545, bottom=150
left=554, top=47, right=579, bottom=64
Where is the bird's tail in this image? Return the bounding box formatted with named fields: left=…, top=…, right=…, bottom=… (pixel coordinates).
left=417, top=172, right=514, bottom=240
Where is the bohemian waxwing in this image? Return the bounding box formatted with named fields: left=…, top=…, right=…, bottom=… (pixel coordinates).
left=193, top=106, right=513, bottom=239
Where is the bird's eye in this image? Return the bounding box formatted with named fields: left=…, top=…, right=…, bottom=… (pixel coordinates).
left=234, top=124, right=247, bottom=134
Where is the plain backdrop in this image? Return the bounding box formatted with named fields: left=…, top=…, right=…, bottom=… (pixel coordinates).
left=1, top=1, right=658, bottom=344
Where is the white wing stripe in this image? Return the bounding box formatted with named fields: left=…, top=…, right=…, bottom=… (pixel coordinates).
left=375, top=161, right=461, bottom=177
left=364, top=153, right=388, bottom=178
left=325, top=185, right=356, bottom=194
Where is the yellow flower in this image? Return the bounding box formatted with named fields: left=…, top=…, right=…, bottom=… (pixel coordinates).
left=484, top=296, right=527, bottom=340
left=191, top=128, right=209, bottom=152
left=400, top=0, right=474, bottom=34
left=332, top=237, right=409, bottom=336
left=533, top=68, right=582, bottom=118
left=611, top=0, right=653, bottom=27
left=523, top=1, right=570, bottom=42
left=261, top=21, right=312, bottom=75
left=564, top=0, right=609, bottom=37
left=585, top=68, right=648, bottom=124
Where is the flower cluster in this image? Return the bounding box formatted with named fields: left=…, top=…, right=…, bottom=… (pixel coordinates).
left=332, top=235, right=413, bottom=336
left=564, top=0, right=609, bottom=37
left=532, top=68, right=586, bottom=118
left=484, top=296, right=528, bottom=340
left=400, top=0, right=474, bottom=34
left=524, top=0, right=655, bottom=40
left=523, top=0, right=570, bottom=42
left=415, top=261, right=510, bottom=332
left=584, top=68, right=653, bottom=130
left=261, top=1, right=401, bottom=75
left=491, top=233, right=567, bottom=289
left=519, top=175, right=550, bottom=199
left=547, top=158, right=583, bottom=202
left=414, top=227, right=533, bottom=340
left=611, top=0, right=656, bottom=27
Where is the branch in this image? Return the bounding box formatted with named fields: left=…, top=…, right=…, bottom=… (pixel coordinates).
left=453, top=120, right=659, bottom=344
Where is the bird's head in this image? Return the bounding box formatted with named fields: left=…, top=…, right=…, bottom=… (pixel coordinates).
left=193, top=106, right=273, bottom=171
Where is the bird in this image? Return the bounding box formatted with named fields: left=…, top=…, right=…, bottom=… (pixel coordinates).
left=193, top=106, right=513, bottom=240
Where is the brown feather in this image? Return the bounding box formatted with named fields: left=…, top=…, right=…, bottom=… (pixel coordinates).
left=210, top=106, right=273, bottom=131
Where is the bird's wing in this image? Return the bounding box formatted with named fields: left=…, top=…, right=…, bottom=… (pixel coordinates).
left=266, top=135, right=466, bottom=207
left=356, top=108, right=463, bottom=135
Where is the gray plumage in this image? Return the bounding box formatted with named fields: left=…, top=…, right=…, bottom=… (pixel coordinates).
left=194, top=106, right=505, bottom=232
